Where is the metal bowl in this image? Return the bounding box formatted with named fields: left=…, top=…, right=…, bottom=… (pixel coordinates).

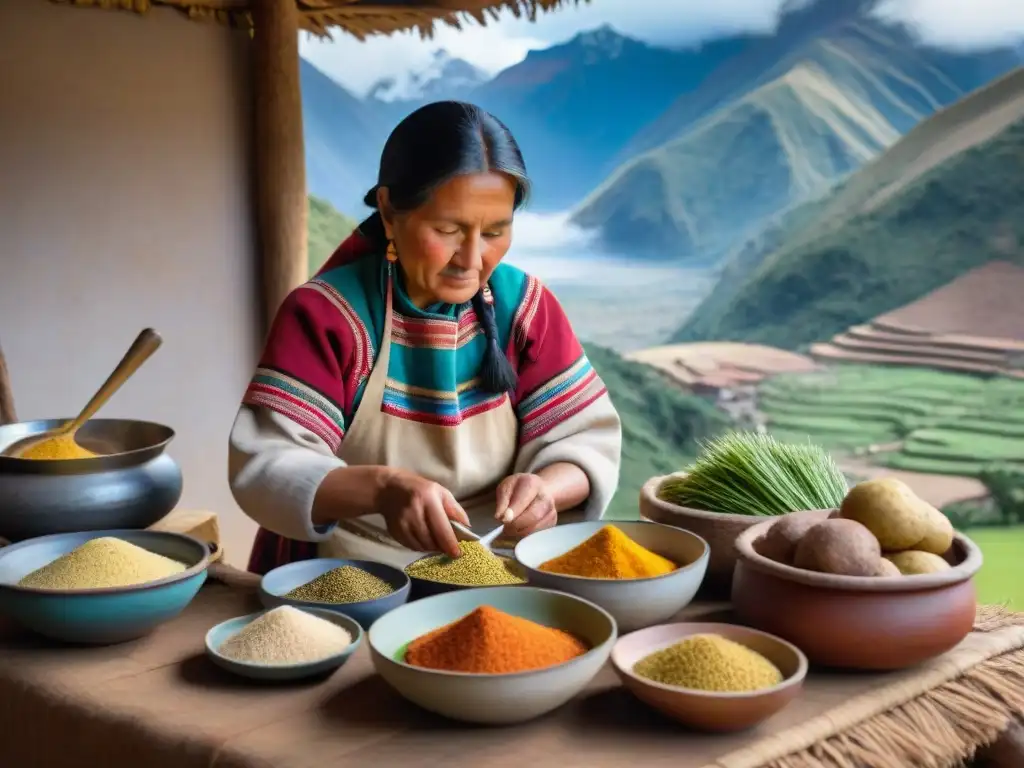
left=0, top=419, right=183, bottom=542
left=404, top=551, right=527, bottom=600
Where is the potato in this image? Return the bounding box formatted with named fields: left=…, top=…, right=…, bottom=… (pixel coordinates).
left=886, top=550, right=951, bottom=575
left=875, top=558, right=902, bottom=577
left=838, top=478, right=930, bottom=551
left=793, top=519, right=882, bottom=577
left=758, top=514, right=822, bottom=564
left=914, top=505, right=954, bottom=555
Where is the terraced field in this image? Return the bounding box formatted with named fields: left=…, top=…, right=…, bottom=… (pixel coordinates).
left=760, top=364, right=1024, bottom=476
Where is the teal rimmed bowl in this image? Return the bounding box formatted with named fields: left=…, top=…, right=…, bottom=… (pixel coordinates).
left=0, top=529, right=209, bottom=644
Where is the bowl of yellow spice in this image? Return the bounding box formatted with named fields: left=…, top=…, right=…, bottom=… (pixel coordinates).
left=260, top=558, right=411, bottom=629
left=514, top=522, right=709, bottom=632
left=0, top=529, right=209, bottom=644
left=611, top=622, right=807, bottom=732
left=0, top=418, right=183, bottom=542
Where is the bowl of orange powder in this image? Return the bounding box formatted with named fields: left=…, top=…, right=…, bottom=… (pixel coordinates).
left=368, top=585, right=616, bottom=725
left=514, top=522, right=709, bottom=632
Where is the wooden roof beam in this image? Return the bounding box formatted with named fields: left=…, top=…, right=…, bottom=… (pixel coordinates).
left=252, top=0, right=307, bottom=332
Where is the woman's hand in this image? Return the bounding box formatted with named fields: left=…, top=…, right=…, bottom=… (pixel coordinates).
left=494, top=473, right=557, bottom=537
left=379, top=469, right=468, bottom=558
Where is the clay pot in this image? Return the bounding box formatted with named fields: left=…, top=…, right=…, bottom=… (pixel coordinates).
left=731, top=509, right=982, bottom=670
left=639, top=474, right=761, bottom=598
left=611, top=622, right=807, bottom=732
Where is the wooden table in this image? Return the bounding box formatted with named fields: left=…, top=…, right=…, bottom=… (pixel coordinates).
left=0, top=567, right=1021, bottom=768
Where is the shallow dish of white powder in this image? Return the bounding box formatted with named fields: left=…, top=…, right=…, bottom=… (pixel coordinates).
left=205, top=605, right=363, bottom=681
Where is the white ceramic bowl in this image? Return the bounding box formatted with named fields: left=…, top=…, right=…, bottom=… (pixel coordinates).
left=368, top=586, right=616, bottom=724
left=205, top=607, right=363, bottom=682
left=514, top=521, right=709, bottom=632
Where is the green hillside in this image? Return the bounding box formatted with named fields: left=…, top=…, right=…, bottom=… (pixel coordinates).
left=682, top=67, right=1024, bottom=342
left=585, top=344, right=729, bottom=519
left=308, top=195, right=357, bottom=276
left=671, top=76, right=1024, bottom=349
left=574, top=20, right=1018, bottom=260
left=574, top=62, right=896, bottom=257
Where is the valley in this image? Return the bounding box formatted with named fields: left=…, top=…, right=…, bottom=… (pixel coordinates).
left=300, top=2, right=1024, bottom=604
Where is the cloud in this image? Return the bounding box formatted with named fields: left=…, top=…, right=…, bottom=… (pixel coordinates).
left=301, top=0, right=1024, bottom=96
left=300, top=0, right=797, bottom=95
left=510, top=210, right=597, bottom=252
left=873, top=0, right=1024, bottom=50
left=299, top=25, right=547, bottom=95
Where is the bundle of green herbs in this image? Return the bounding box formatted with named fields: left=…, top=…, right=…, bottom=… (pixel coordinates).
left=658, top=431, right=848, bottom=516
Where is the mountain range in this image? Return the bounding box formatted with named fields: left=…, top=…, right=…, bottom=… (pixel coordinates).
left=671, top=66, right=1024, bottom=350
left=300, top=0, right=1021, bottom=261
left=570, top=3, right=1020, bottom=259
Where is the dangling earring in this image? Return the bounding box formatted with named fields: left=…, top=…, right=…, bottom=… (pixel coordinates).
left=385, top=240, right=398, bottom=263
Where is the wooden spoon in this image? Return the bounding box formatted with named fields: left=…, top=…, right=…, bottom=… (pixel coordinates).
left=2, top=328, right=163, bottom=458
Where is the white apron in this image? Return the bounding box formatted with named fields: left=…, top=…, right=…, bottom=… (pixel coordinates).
left=318, top=276, right=519, bottom=568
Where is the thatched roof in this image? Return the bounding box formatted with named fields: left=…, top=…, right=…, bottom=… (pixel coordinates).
left=49, top=0, right=584, bottom=39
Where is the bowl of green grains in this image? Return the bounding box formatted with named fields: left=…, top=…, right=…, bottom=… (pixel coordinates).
left=0, top=529, right=209, bottom=644
left=611, top=622, right=807, bottom=732
left=369, top=586, right=617, bottom=724
left=206, top=605, right=363, bottom=682
left=404, top=540, right=527, bottom=599
left=259, top=558, right=410, bottom=629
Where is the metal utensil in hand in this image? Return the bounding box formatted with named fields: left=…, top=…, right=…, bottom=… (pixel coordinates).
left=3, top=328, right=163, bottom=458
left=450, top=520, right=506, bottom=552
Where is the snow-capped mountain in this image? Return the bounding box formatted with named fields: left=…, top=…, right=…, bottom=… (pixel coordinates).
left=367, top=50, right=489, bottom=103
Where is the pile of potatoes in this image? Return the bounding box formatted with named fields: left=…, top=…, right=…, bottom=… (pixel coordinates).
left=758, top=477, right=955, bottom=577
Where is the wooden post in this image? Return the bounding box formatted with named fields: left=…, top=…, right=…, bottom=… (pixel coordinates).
left=0, top=341, right=16, bottom=425
left=251, top=0, right=308, bottom=334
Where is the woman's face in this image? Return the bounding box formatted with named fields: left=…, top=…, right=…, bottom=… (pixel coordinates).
left=379, top=172, right=517, bottom=307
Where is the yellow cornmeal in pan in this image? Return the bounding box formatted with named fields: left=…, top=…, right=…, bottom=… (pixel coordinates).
left=17, top=434, right=97, bottom=460
left=18, top=537, right=186, bottom=590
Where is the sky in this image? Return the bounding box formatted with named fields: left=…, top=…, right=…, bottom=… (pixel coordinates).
left=300, top=0, right=1024, bottom=96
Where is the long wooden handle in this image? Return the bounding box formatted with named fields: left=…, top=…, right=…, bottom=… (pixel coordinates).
left=0, top=340, right=16, bottom=426
left=63, top=328, right=163, bottom=433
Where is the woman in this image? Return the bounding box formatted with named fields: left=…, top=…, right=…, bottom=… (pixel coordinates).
left=229, top=101, right=622, bottom=573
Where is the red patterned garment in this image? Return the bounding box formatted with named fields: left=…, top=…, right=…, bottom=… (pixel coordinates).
left=242, top=231, right=620, bottom=574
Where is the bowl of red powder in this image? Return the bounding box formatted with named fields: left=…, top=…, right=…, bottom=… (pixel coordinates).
left=514, top=521, right=709, bottom=632
left=368, top=585, right=617, bottom=725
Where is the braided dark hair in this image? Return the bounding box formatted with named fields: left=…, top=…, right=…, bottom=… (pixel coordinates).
left=358, top=101, right=528, bottom=396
